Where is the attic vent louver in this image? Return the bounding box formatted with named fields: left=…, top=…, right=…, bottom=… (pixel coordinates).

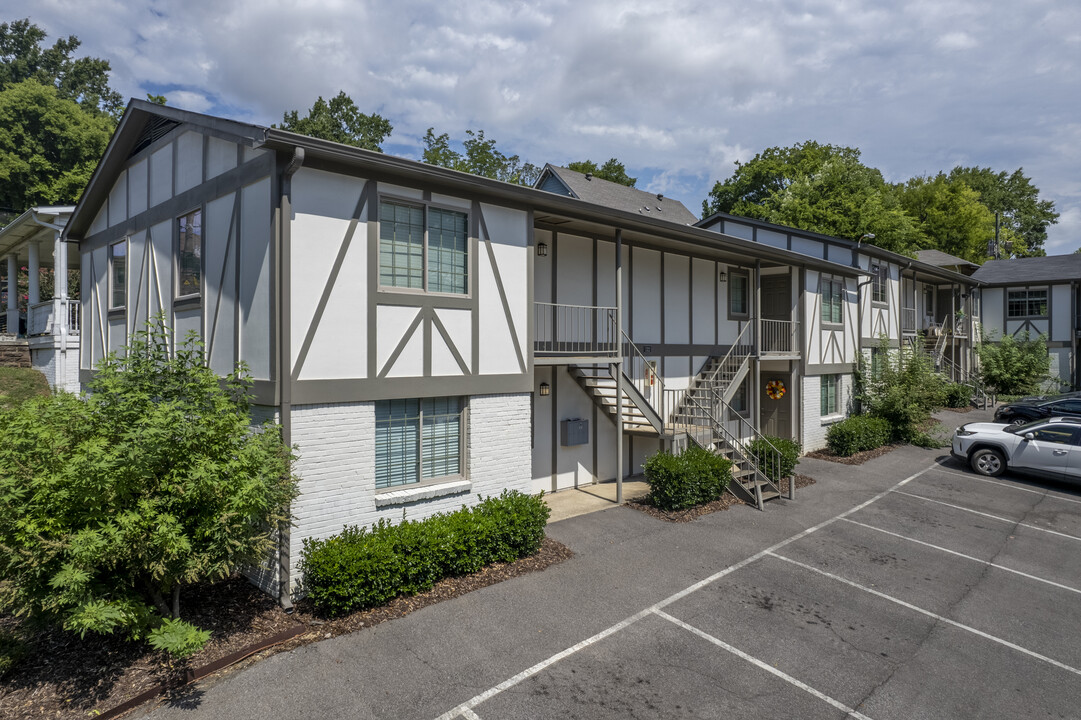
left=129, top=116, right=181, bottom=158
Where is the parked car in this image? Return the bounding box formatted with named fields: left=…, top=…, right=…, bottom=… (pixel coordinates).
left=1015, top=390, right=1081, bottom=403
left=993, top=397, right=1081, bottom=424
left=951, top=417, right=1081, bottom=482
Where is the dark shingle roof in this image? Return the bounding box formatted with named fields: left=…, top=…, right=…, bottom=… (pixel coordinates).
left=915, top=249, right=981, bottom=273
left=537, top=164, right=698, bottom=225
left=971, top=254, right=1081, bottom=285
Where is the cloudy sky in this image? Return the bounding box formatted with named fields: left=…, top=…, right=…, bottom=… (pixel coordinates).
left=14, top=0, right=1081, bottom=253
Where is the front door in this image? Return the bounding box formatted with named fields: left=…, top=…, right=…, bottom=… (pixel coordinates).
left=760, top=373, right=792, bottom=439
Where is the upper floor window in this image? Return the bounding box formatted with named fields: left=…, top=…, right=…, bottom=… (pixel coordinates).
left=375, top=397, right=465, bottom=489
left=109, top=240, right=127, bottom=310
left=821, top=277, right=844, bottom=325
left=871, top=263, right=888, bottom=304
left=1007, top=289, right=1047, bottom=318
left=728, top=270, right=749, bottom=317
left=379, top=200, right=468, bottom=294
left=177, top=209, right=202, bottom=299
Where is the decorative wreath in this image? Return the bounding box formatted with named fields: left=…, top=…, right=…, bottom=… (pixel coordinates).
left=765, top=379, right=786, bottom=400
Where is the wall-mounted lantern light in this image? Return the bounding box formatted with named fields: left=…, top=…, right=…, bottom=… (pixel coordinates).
left=539, top=382, right=551, bottom=396
left=718, top=267, right=728, bottom=282
left=536, top=242, right=548, bottom=257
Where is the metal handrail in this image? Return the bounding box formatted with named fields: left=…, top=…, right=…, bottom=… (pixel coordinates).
left=760, top=318, right=799, bottom=354
left=901, top=307, right=917, bottom=333
left=534, top=302, right=618, bottom=356
left=619, top=320, right=667, bottom=422
left=938, top=354, right=994, bottom=409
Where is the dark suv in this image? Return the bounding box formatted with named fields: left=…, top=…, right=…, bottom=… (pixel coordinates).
left=994, top=396, right=1081, bottom=424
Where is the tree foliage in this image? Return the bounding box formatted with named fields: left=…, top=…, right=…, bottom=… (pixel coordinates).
left=276, top=91, right=393, bottom=152
left=0, top=18, right=122, bottom=118
left=422, top=128, right=540, bottom=185
left=0, top=317, right=298, bottom=657
left=947, top=166, right=1058, bottom=257
left=567, top=158, right=636, bottom=187
left=976, top=330, right=1052, bottom=396
left=898, top=174, right=995, bottom=261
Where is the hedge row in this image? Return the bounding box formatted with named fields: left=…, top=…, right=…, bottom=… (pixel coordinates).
left=299, top=490, right=549, bottom=617
left=643, top=446, right=732, bottom=511
left=825, top=415, right=893, bottom=456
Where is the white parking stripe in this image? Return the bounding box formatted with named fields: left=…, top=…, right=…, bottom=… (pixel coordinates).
left=926, top=466, right=1081, bottom=506
left=768, top=552, right=1081, bottom=678
left=892, top=490, right=1081, bottom=542
left=653, top=609, right=876, bottom=720
left=431, top=465, right=938, bottom=719
left=840, top=518, right=1081, bottom=595
left=458, top=709, right=483, bottom=720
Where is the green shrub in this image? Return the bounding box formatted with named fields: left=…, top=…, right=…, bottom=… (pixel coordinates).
left=976, top=330, right=1051, bottom=396
left=0, top=315, right=298, bottom=658
left=859, top=339, right=946, bottom=442
left=826, top=415, right=892, bottom=456
left=0, top=630, right=28, bottom=677
left=644, top=446, right=732, bottom=511
left=940, top=383, right=971, bottom=409
left=299, top=490, right=550, bottom=617
left=748, top=435, right=801, bottom=481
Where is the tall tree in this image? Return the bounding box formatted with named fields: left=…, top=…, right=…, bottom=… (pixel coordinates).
left=276, top=91, right=392, bottom=152
left=0, top=18, right=122, bottom=118
left=946, top=166, right=1057, bottom=257
left=422, top=128, right=540, bottom=185
left=898, top=174, right=995, bottom=262
left=0, top=79, right=113, bottom=212
left=567, top=158, right=636, bottom=187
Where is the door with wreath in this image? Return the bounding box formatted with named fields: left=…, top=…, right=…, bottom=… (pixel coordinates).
left=761, top=374, right=792, bottom=439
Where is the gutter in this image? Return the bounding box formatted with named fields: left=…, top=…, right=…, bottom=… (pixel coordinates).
left=277, top=146, right=304, bottom=612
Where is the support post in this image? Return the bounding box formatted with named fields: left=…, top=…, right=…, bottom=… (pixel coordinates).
left=28, top=241, right=39, bottom=308
left=753, top=259, right=762, bottom=510
left=615, top=228, right=624, bottom=504
left=54, top=231, right=68, bottom=392
left=6, top=254, right=17, bottom=334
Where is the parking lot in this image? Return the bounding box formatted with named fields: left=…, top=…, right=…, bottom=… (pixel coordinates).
left=436, top=459, right=1081, bottom=720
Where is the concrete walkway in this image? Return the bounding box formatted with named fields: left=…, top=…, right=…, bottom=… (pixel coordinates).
left=543, top=476, right=650, bottom=523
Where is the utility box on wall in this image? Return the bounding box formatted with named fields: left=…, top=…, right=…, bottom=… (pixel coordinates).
left=560, top=419, right=589, bottom=446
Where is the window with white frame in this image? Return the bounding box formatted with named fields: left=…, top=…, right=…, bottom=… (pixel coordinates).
left=379, top=200, right=468, bottom=294
left=871, top=263, right=888, bottom=304
left=821, top=374, right=840, bottom=416
left=109, top=240, right=127, bottom=310
left=821, top=277, right=844, bottom=325
left=729, top=270, right=749, bottom=317
left=176, top=209, right=202, bottom=298
left=1006, top=289, right=1047, bottom=318
left=730, top=378, right=749, bottom=415
left=923, top=286, right=934, bottom=317
left=375, top=397, right=464, bottom=489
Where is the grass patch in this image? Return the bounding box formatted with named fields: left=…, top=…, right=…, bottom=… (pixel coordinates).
left=0, top=367, right=50, bottom=410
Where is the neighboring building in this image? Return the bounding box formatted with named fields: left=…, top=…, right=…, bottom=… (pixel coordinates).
left=535, top=164, right=699, bottom=225
left=0, top=206, right=80, bottom=392
left=915, top=249, right=981, bottom=277
left=972, top=254, right=1081, bottom=390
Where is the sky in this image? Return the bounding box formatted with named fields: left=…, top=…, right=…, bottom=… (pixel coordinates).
left=13, top=0, right=1081, bottom=254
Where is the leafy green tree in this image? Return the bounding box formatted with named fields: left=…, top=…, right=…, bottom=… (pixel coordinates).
left=146, top=93, right=167, bottom=105
left=976, top=330, right=1052, bottom=396
left=947, top=166, right=1057, bottom=257
left=0, top=79, right=113, bottom=211
left=0, top=18, right=122, bottom=118
left=276, top=91, right=392, bottom=152
left=0, top=317, right=298, bottom=657
left=898, top=174, right=995, bottom=261
left=422, top=128, right=540, bottom=185
left=567, top=158, right=636, bottom=187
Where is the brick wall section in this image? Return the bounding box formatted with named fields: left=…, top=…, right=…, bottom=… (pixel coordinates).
left=283, top=392, right=531, bottom=593
left=29, top=347, right=80, bottom=393
left=0, top=341, right=30, bottom=368
left=801, top=373, right=855, bottom=451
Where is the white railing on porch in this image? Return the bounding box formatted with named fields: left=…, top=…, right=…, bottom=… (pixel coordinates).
left=533, top=302, right=618, bottom=356
left=760, top=319, right=799, bottom=355
left=28, top=299, right=80, bottom=337
left=901, top=307, right=917, bottom=333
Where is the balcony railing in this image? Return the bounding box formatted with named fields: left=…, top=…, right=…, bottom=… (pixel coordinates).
left=534, top=302, right=618, bottom=357
left=28, top=299, right=80, bottom=337
left=760, top=319, right=799, bottom=355
left=901, top=307, right=917, bottom=334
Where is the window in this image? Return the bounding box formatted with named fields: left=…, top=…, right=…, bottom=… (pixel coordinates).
left=1007, top=289, right=1047, bottom=318
left=871, top=263, right=888, bottom=304
left=1031, top=425, right=1080, bottom=446
left=375, top=397, right=464, bottom=489
left=923, top=286, right=934, bottom=316
left=379, top=200, right=468, bottom=294
left=870, top=347, right=884, bottom=379
left=730, top=379, right=749, bottom=415
left=729, top=271, right=749, bottom=317
left=177, top=209, right=202, bottom=298
left=109, top=240, right=127, bottom=310
left=821, top=277, right=844, bottom=325
left=821, top=374, right=839, bottom=416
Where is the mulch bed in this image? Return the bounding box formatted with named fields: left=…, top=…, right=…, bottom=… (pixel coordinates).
left=629, top=474, right=817, bottom=523
left=805, top=443, right=906, bottom=465
left=0, top=537, right=573, bottom=720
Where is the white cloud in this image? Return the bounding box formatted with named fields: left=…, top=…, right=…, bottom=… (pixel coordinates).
left=937, top=32, right=978, bottom=50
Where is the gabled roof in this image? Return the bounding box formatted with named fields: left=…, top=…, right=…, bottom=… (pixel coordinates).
left=971, top=254, right=1081, bottom=286
left=914, top=249, right=981, bottom=275
left=535, top=164, right=698, bottom=225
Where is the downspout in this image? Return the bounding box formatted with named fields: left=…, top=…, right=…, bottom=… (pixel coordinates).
left=278, top=147, right=304, bottom=612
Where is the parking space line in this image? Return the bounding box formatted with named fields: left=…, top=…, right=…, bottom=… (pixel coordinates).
left=458, top=709, right=482, bottom=720
left=431, top=465, right=938, bottom=719
left=653, top=609, right=875, bottom=720
left=892, top=490, right=1081, bottom=542
left=767, top=552, right=1081, bottom=678
left=926, top=466, right=1081, bottom=505
left=839, top=518, right=1081, bottom=595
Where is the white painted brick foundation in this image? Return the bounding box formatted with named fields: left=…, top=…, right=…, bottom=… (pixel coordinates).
left=801, top=373, right=855, bottom=452
left=29, top=340, right=80, bottom=393
left=283, top=392, right=531, bottom=593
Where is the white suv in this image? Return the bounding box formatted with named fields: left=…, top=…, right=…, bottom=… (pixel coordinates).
left=951, top=417, right=1081, bottom=483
